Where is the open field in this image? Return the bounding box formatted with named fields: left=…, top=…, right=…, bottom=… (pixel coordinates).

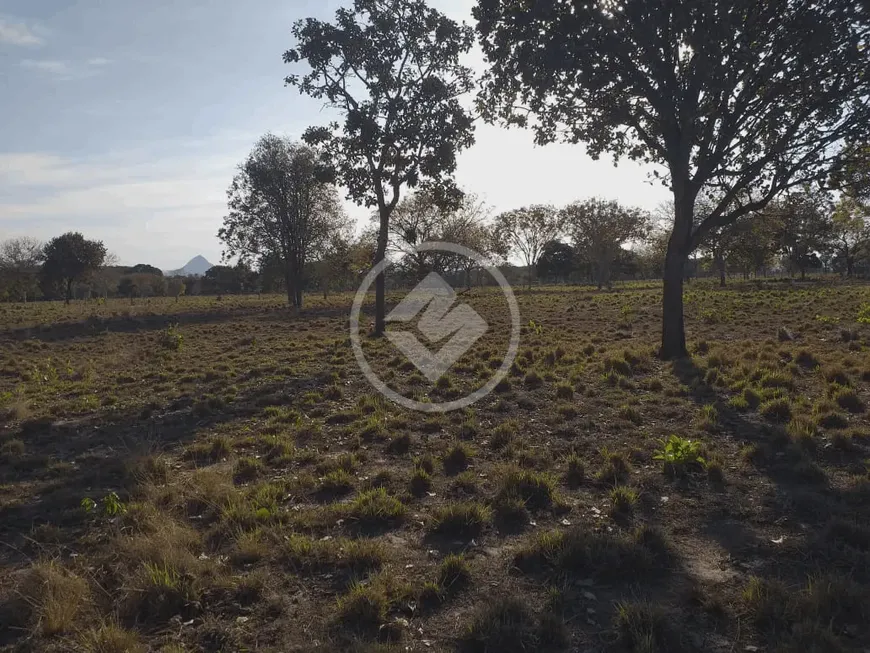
left=2, top=281, right=870, bottom=652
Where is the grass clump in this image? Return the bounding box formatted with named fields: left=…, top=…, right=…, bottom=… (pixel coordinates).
left=759, top=397, right=792, bottom=422
left=514, top=525, right=668, bottom=581
left=10, top=562, right=91, bottom=636
left=344, top=488, right=405, bottom=530
left=335, top=581, right=389, bottom=636
left=596, top=448, right=631, bottom=484
left=830, top=384, right=864, bottom=414
left=563, top=453, right=585, bottom=487
left=437, top=553, right=471, bottom=591
left=77, top=623, right=146, bottom=653
left=233, top=456, right=264, bottom=483
left=459, top=597, right=566, bottom=653
left=614, top=601, right=681, bottom=653
left=409, top=468, right=433, bottom=497
left=443, top=442, right=473, bottom=475
left=609, top=486, right=638, bottom=516
left=319, top=469, right=355, bottom=496
left=429, top=501, right=491, bottom=538
left=495, top=466, right=557, bottom=510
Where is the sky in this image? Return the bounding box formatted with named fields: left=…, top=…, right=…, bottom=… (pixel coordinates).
left=0, top=0, right=671, bottom=270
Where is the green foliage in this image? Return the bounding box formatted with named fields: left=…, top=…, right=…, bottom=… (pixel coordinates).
left=857, top=303, right=870, bottom=324
left=41, top=232, right=107, bottom=302
left=159, top=324, right=183, bottom=351
left=653, top=435, right=706, bottom=468
left=81, top=492, right=127, bottom=517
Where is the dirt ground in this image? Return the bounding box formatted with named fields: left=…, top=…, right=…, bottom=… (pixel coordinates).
left=1, top=280, right=869, bottom=652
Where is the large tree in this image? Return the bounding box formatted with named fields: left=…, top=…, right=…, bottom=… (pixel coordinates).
left=536, top=240, right=574, bottom=284
left=387, top=190, right=498, bottom=287
left=0, top=237, right=43, bottom=302
left=562, top=198, right=649, bottom=290
left=771, top=189, right=834, bottom=279
left=41, top=232, right=106, bottom=304
left=218, top=134, right=346, bottom=310
left=830, top=195, right=870, bottom=277
left=494, top=205, right=562, bottom=289
left=475, top=0, right=870, bottom=357
left=285, top=0, right=476, bottom=334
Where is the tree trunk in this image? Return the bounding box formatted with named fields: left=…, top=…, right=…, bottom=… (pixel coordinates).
left=374, top=208, right=389, bottom=336
left=716, top=252, right=726, bottom=287
left=65, top=278, right=73, bottom=305
left=660, top=188, right=695, bottom=360
left=284, top=263, right=296, bottom=306
left=847, top=255, right=854, bottom=278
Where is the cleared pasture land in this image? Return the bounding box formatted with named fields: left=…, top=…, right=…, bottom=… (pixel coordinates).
left=1, top=281, right=870, bottom=652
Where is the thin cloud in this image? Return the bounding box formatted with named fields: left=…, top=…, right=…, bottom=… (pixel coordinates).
left=0, top=16, right=44, bottom=46
left=20, top=59, right=70, bottom=75
left=87, top=57, right=111, bottom=66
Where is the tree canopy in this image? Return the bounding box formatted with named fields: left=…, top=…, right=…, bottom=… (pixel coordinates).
left=41, top=232, right=107, bottom=304
left=285, top=0, right=476, bottom=333
left=218, top=134, right=348, bottom=310
left=475, top=0, right=870, bottom=357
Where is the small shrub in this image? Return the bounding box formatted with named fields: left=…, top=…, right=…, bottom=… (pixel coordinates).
left=159, top=324, right=183, bottom=351
left=413, top=454, right=435, bottom=474
left=653, top=435, right=705, bottom=475
left=597, top=448, right=631, bottom=484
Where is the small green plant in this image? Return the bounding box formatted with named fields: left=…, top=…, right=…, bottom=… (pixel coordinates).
left=857, top=303, right=870, bottom=324
left=82, top=492, right=127, bottom=517
left=816, top=314, right=841, bottom=324
left=653, top=435, right=705, bottom=469
left=159, top=323, right=183, bottom=351
left=527, top=320, right=543, bottom=335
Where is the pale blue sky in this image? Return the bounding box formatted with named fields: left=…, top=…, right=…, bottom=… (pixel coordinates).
left=0, top=0, right=668, bottom=269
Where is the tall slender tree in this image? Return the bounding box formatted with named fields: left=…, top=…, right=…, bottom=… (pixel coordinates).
left=285, top=0, right=476, bottom=334
left=475, top=0, right=870, bottom=357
